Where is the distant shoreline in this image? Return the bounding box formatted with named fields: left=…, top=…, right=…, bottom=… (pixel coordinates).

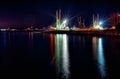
left=1, top=29, right=120, bottom=37
left=43, top=30, right=120, bottom=37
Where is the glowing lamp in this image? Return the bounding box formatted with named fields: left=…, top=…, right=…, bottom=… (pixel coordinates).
left=99, top=21, right=103, bottom=25
left=63, top=19, right=67, bottom=24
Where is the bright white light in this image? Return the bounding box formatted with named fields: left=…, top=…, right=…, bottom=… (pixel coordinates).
left=1, top=29, right=7, bottom=31
left=96, top=25, right=100, bottom=28
left=63, top=19, right=67, bottom=24
left=99, top=21, right=103, bottom=25
left=95, top=25, right=104, bottom=30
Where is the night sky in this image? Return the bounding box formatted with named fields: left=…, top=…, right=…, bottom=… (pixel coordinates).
left=0, top=0, right=119, bottom=27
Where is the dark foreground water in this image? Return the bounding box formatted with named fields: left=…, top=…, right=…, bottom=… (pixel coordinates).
left=0, top=31, right=120, bottom=79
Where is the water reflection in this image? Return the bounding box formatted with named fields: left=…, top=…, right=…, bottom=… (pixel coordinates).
left=98, top=38, right=106, bottom=78
left=62, top=34, right=70, bottom=79
left=92, top=37, right=98, bottom=60
left=50, top=34, right=70, bottom=79
left=50, top=34, right=55, bottom=57
left=28, top=32, right=34, bottom=40
left=0, top=32, right=8, bottom=64
left=92, top=37, right=106, bottom=78
left=28, top=32, right=34, bottom=50
left=1, top=32, right=7, bottom=50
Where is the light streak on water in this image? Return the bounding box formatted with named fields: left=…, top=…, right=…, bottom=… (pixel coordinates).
left=62, top=34, right=70, bottom=79
left=92, top=37, right=98, bottom=60
left=53, top=34, right=70, bottom=79
left=98, top=38, right=106, bottom=78
left=92, top=37, right=107, bottom=78
left=55, top=34, right=62, bottom=74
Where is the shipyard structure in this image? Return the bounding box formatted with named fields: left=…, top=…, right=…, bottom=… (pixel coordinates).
left=55, top=9, right=69, bottom=30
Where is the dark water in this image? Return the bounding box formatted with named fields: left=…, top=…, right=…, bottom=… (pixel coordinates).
left=0, top=31, right=120, bottom=79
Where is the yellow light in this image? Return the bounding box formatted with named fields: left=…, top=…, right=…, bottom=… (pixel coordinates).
left=94, top=25, right=104, bottom=30
left=111, top=26, right=116, bottom=29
